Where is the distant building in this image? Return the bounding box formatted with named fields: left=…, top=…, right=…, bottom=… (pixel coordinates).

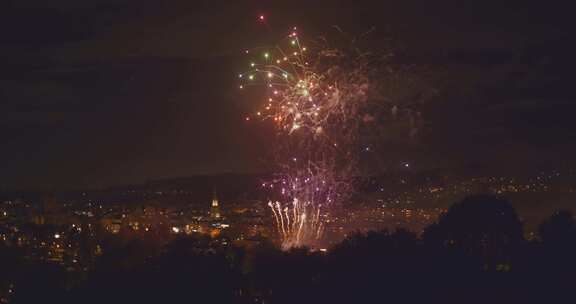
left=211, top=190, right=221, bottom=219
left=35, top=193, right=62, bottom=225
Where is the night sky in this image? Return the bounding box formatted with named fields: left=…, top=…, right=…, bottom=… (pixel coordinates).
left=1, top=1, right=574, bottom=190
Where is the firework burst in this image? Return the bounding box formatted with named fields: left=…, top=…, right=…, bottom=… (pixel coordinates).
left=238, top=27, right=430, bottom=249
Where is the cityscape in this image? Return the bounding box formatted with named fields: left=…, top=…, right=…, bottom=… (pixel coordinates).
left=2, top=168, right=574, bottom=273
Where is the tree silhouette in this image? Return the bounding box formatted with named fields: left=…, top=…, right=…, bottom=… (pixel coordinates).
left=423, top=194, right=524, bottom=269
left=527, top=210, right=576, bottom=302
left=539, top=210, right=576, bottom=245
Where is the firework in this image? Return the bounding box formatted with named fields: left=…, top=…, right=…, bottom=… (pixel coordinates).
left=239, top=27, right=430, bottom=248
left=268, top=199, right=324, bottom=250
left=239, top=31, right=376, bottom=138
left=260, top=157, right=350, bottom=248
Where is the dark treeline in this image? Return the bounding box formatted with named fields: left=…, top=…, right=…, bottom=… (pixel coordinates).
left=2, top=194, right=576, bottom=304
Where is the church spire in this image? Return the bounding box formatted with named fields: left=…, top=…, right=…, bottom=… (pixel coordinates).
left=211, top=189, right=220, bottom=219
left=211, top=189, right=219, bottom=207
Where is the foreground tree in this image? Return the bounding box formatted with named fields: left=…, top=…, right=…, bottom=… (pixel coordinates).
left=423, top=194, right=524, bottom=268
left=539, top=210, right=576, bottom=245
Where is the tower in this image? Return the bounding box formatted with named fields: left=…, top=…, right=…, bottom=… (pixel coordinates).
left=210, top=190, right=221, bottom=219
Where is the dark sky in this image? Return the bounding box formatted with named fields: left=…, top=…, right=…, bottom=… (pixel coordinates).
left=1, top=0, right=574, bottom=190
